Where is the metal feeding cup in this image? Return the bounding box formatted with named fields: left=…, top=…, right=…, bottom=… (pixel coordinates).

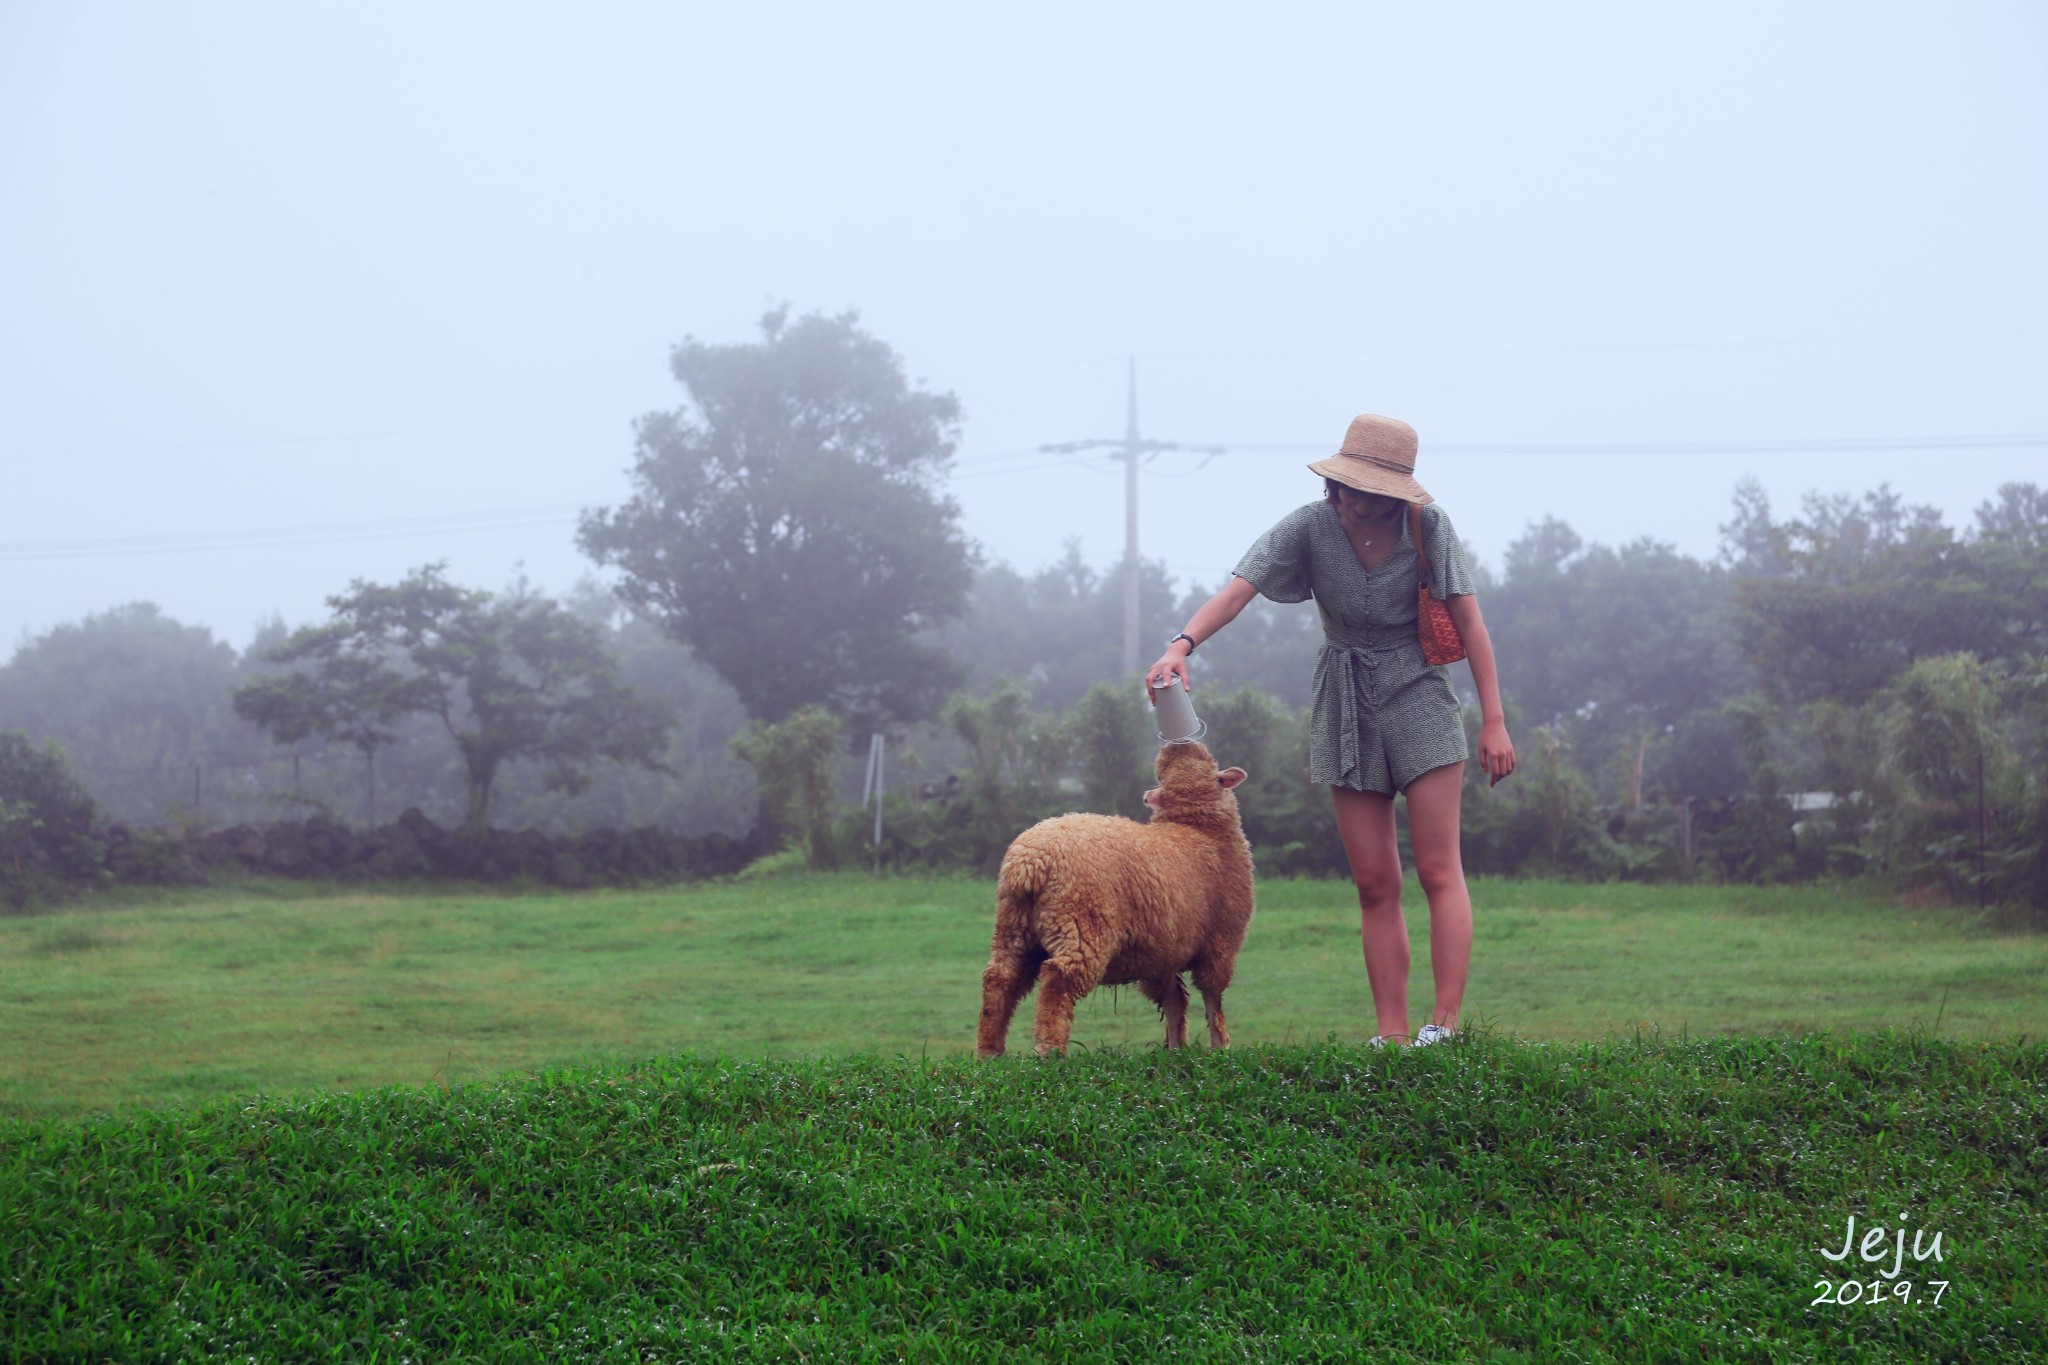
left=1148, top=677, right=1204, bottom=746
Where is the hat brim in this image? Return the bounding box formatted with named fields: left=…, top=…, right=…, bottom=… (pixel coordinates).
left=1308, top=455, right=1433, bottom=504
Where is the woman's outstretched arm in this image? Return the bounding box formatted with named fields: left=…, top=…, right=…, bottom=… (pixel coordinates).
left=1145, top=575, right=1259, bottom=691
left=1446, top=592, right=1516, bottom=785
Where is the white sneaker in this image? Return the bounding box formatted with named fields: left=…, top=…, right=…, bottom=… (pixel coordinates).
left=1366, top=1035, right=1388, bottom=1050
left=1413, top=1023, right=1456, bottom=1046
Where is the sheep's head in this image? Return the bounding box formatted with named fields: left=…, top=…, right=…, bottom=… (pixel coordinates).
left=1141, top=740, right=1248, bottom=821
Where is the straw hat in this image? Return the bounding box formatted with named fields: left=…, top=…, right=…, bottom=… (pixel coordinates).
left=1308, top=414, right=1433, bottom=504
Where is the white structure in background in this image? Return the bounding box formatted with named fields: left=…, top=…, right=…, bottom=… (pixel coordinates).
left=861, top=732, right=886, bottom=870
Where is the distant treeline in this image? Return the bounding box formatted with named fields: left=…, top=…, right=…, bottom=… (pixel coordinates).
left=4, top=306, right=2045, bottom=907
left=3, top=476, right=2045, bottom=908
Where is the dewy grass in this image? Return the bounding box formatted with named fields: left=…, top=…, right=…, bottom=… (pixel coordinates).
left=2, top=1036, right=2042, bottom=1362
left=1, top=873, right=2042, bottom=1122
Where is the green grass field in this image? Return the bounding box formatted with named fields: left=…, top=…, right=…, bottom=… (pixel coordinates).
left=4, top=1036, right=2043, bottom=1361
left=2, top=872, right=2042, bottom=1121
left=5, top=876, right=2044, bottom=1360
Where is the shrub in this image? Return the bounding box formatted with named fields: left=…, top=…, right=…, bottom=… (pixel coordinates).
left=1456, top=723, right=1639, bottom=880
left=101, top=825, right=205, bottom=886
left=0, top=731, right=105, bottom=909
left=1197, top=688, right=1347, bottom=877
left=871, top=687, right=1069, bottom=874
left=730, top=706, right=842, bottom=865
left=1874, top=653, right=2043, bottom=907
left=1066, top=682, right=1149, bottom=819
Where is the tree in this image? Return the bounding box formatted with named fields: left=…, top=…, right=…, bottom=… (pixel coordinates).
left=1707, top=481, right=2048, bottom=900
left=1717, top=475, right=1793, bottom=579
left=235, top=566, right=673, bottom=833
left=0, top=603, right=249, bottom=823
left=1730, top=483, right=2015, bottom=706
left=1973, top=481, right=2048, bottom=548
left=1482, top=518, right=1753, bottom=800
left=484, top=580, right=756, bottom=838
left=578, top=307, right=978, bottom=728
left=1967, top=482, right=2048, bottom=660
left=232, top=647, right=427, bottom=824
left=1874, top=653, right=2039, bottom=904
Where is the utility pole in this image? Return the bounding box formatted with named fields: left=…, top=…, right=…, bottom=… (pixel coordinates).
left=1040, top=357, right=1226, bottom=676
left=1120, top=360, right=1141, bottom=679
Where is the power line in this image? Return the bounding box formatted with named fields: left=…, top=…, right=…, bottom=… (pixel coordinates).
left=1129, top=326, right=2048, bottom=362
left=947, top=446, right=1065, bottom=468
left=1218, top=432, right=2048, bottom=457
left=19, top=323, right=2043, bottom=462
left=947, top=430, right=2048, bottom=478
left=918, top=326, right=2048, bottom=385
left=0, top=505, right=583, bottom=561
left=952, top=451, right=1125, bottom=480
left=4, top=430, right=2040, bottom=562
left=45, top=427, right=477, bottom=459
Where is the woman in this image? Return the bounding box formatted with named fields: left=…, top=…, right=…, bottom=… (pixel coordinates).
left=1146, top=414, right=1514, bottom=1048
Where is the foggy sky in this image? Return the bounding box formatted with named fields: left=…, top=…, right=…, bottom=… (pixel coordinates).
left=4, top=2, right=2045, bottom=659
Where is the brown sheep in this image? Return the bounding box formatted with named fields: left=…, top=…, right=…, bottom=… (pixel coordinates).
left=976, top=740, right=1254, bottom=1058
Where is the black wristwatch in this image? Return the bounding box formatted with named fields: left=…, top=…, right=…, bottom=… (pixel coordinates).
left=1167, top=632, right=1197, bottom=653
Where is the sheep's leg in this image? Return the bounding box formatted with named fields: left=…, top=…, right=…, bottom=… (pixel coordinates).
left=977, top=944, right=1043, bottom=1059
left=1031, top=955, right=1094, bottom=1057
left=1191, top=955, right=1236, bottom=1049
left=1139, top=975, right=1190, bottom=1048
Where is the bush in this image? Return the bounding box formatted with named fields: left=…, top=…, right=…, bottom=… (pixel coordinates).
left=730, top=707, right=842, bottom=865
left=1873, top=653, right=2044, bottom=908
left=862, top=687, right=1069, bottom=874
left=0, top=732, right=105, bottom=909
left=101, top=825, right=206, bottom=887
left=1197, top=688, right=1346, bottom=877
left=1457, top=723, right=1639, bottom=879
left=823, top=680, right=1910, bottom=890
left=1066, top=682, right=1150, bottom=820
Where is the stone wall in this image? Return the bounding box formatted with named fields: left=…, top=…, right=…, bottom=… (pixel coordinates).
left=96, top=807, right=753, bottom=890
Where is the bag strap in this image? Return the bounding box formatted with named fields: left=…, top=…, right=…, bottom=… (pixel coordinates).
left=1409, top=504, right=1433, bottom=591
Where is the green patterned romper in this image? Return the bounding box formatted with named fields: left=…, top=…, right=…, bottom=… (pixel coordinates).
left=1232, top=500, right=1476, bottom=795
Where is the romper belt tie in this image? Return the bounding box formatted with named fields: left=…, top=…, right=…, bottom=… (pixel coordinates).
left=1319, top=627, right=1424, bottom=787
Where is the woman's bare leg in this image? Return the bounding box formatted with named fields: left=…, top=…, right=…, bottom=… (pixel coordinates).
left=1402, top=761, right=1471, bottom=1029
left=1330, top=785, right=1410, bottom=1040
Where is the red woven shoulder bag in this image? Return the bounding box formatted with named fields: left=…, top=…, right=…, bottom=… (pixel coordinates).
left=1410, top=504, right=1467, bottom=665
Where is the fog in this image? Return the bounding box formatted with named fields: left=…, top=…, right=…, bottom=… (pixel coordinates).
left=3, top=1, right=2044, bottom=656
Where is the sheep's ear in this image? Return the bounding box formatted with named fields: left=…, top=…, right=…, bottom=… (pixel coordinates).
left=1217, top=767, right=1249, bottom=789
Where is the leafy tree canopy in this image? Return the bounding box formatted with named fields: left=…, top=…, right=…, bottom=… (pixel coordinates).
left=578, top=307, right=977, bottom=729
left=235, top=565, right=673, bottom=832
left=1482, top=520, right=1753, bottom=798
left=0, top=603, right=247, bottom=822
left=1974, top=481, right=2048, bottom=548
left=1726, top=481, right=2046, bottom=705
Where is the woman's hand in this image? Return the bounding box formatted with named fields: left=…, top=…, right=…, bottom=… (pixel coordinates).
left=1479, top=717, right=1516, bottom=787
left=1145, top=579, right=1255, bottom=699
left=1146, top=642, right=1193, bottom=697
left=1447, top=594, right=1514, bottom=787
